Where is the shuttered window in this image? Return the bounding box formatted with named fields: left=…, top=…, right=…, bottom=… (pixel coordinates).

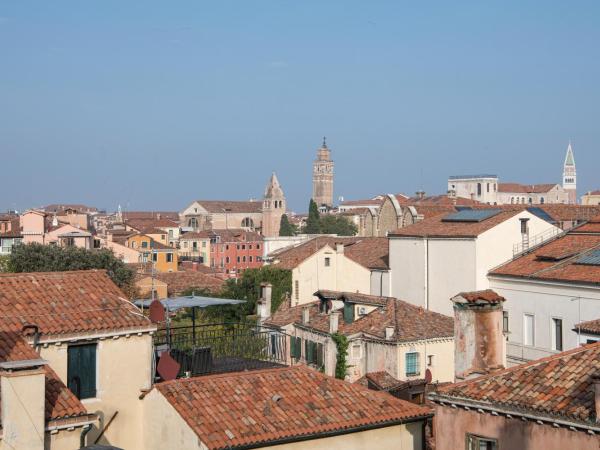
left=291, top=337, right=302, bottom=359
left=67, top=344, right=97, bottom=399
left=343, top=303, right=354, bottom=324
left=405, top=352, right=419, bottom=377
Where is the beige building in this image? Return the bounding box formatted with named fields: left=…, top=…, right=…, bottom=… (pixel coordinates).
left=581, top=190, right=600, bottom=205
left=268, top=236, right=390, bottom=304
left=0, top=270, right=156, bottom=450
left=178, top=231, right=211, bottom=265
left=142, top=365, right=431, bottom=450
left=312, top=138, right=334, bottom=209
left=264, top=290, right=455, bottom=389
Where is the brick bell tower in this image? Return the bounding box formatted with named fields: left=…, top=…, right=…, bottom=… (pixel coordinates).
left=563, top=142, right=577, bottom=204
left=312, top=137, right=334, bottom=209
left=262, top=172, right=286, bottom=237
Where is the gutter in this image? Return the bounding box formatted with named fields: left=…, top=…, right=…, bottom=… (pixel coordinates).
left=226, top=414, right=433, bottom=450
left=429, top=394, right=600, bottom=434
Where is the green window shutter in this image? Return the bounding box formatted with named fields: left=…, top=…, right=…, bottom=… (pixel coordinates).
left=316, top=343, right=324, bottom=367
left=294, top=337, right=302, bottom=359
left=343, top=303, right=354, bottom=324
left=68, top=344, right=97, bottom=399
left=290, top=337, right=297, bottom=359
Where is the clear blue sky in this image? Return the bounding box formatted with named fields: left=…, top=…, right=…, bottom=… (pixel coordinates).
left=1, top=1, right=599, bottom=213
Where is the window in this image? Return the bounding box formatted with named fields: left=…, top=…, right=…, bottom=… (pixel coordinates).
left=202, top=241, right=206, bottom=248
left=183, top=241, right=188, bottom=248
left=67, top=344, right=97, bottom=399
left=351, top=344, right=361, bottom=359
left=466, top=434, right=497, bottom=450
left=294, top=280, right=299, bottom=300
left=477, top=183, right=482, bottom=196
left=427, top=355, right=434, bottom=367
left=166, top=253, right=173, bottom=263
left=141, top=241, right=148, bottom=249
left=192, top=241, right=198, bottom=250
left=324, top=257, right=330, bottom=267
left=487, top=183, right=490, bottom=193
left=290, top=336, right=302, bottom=359
left=249, top=256, right=253, bottom=262
left=225, top=256, right=230, bottom=264
left=242, top=244, right=246, bottom=250
left=237, top=256, right=241, bottom=263
left=304, top=340, right=323, bottom=367
left=226, top=244, right=229, bottom=250
left=168, top=229, right=174, bottom=238
left=520, top=218, right=529, bottom=234
left=152, top=252, right=157, bottom=262
left=552, top=318, right=563, bottom=351
left=405, top=352, right=419, bottom=376
left=343, top=303, right=354, bottom=324
left=242, top=256, right=246, bottom=262
left=524, top=314, right=535, bottom=346
left=256, top=244, right=261, bottom=250
left=540, top=197, right=545, bottom=204
left=236, top=244, right=240, bottom=250
left=503, top=311, right=509, bottom=334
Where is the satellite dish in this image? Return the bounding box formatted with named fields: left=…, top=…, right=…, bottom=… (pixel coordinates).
left=149, top=299, right=165, bottom=323
left=157, top=352, right=180, bottom=381
left=425, top=368, right=432, bottom=384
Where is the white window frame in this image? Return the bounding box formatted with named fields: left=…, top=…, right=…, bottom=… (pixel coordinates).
left=523, top=313, right=535, bottom=347
left=551, top=317, right=563, bottom=352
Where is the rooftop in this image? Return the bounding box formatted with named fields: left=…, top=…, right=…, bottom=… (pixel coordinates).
left=180, top=228, right=263, bottom=243
left=448, top=174, right=498, bottom=180
left=155, top=365, right=431, bottom=450
left=498, top=182, right=559, bottom=194
left=0, top=270, right=154, bottom=338
left=191, top=200, right=263, bottom=214
left=137, top=271, right=224, bottom=295
left=431, top=341, right=600, bottom=427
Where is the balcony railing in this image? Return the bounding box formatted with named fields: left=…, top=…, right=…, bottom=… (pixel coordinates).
left=154, top=322, right=288, bottom=378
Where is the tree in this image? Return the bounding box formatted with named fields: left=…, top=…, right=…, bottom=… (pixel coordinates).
left=320, top=215, right=358, bottom=236
left=6, top=243, right=136, bottom=296
left=304, top=199, right=321, bottom=234
left=203, top=266, right=292, bottom=323
left=279, top=214, right=296, bottom=236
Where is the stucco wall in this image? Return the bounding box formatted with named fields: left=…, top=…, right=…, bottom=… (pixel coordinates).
left=489, top=276, right=600, bottom=364
left=39, top=334, right=154, bottom=450
left=292, top=246, right=371, bottom=305
left=45, top=427, right=84, bottom=450
left=389, top=238, right=427, bottom=308
left=370, top=270, right=391, bottom=297
left=434, top=404, right=599, bottom=450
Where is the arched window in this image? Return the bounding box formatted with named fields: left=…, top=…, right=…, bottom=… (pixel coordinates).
left=540, top=197, right=545, bottom=204
left=477, top=183, right=482, bottom=196
left=510, top=197, right=514, bottom=204
left=241, top=217, right=254, bottom=229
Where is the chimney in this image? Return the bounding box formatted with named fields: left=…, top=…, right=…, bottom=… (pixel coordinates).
left=329, top=312, right=340, bottom=334
left=302, top=306, right=310, bottom=324
left=257, top=283, right=272, bottom=323
left=415, top=190, right=426, bottom=200
left=451, top=290, right=506, bottom=381
left=0, top=358, right=48, bottom=450
left=385, top=326, right=395, bottom=340
left=336, top=243, right=344, bottom=254
left=593, top=374, right=600, bottom=423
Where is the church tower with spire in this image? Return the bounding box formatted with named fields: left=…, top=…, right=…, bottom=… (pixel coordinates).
left=262, top=172, right=286, bottom=237
left=562, top=142, right=577, bottom=204
left=312, top=137, right=334, bottom=209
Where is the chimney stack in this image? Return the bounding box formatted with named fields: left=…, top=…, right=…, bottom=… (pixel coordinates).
left=302, top=306, right=310, bottom=325
left=336, top=243, right=344, bottom=254
left=593, top=374, right=600, bottom=423
left=257, top=283, right=272, bottom=323
left=385, top=326, right=395, bottom=340
left=0, top=358, right=48, bottom=450
left=415, top=190, right=426, bottom=200
left=451, top=290, right=506, bottom=381
left=329, top=312, right=340, bottom=334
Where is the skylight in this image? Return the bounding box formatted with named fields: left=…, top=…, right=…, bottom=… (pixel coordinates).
left=442, top=209, right=502, bottom=223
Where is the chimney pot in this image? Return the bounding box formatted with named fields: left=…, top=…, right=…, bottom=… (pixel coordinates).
left=302, top=306, right=310, bottom=324
left=329, top=312, right=340, bottom=334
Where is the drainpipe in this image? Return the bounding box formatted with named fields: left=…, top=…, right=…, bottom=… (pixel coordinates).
left=424, top=238, right=429, bottom=310
left=80, top=424, right=91, bottom=448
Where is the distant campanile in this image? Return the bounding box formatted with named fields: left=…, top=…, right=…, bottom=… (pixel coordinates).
left=562, top=142, right=577, bottom=204
left=312, top=137, right=334, bottom=208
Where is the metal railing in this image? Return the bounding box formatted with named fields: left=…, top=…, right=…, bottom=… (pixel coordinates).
left=155, top=322, right=288, bottom=377
left=512, top=227, right=564, bottom=257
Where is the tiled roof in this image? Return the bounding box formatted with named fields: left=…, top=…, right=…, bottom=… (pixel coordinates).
left=409, top=205, right=457, bottom=220
left=266, top=292, right=453, bottom=342
left=316, top=290, right=389, bottom=306
left=193, top=200, right=263, bottom=214
left=151, top=271, right=224, bottom=295
left=455, top=289, right=506, bottom=304
left=406, top=195, right=483, bottom=206
left=270, top=237, right=389, bottom=270
left=358, top=371, right=405, bottom=390
left=433, top=342, right=600, bottom=425
left=390, top=209, right=522, bottom=238
left=340, top=198, right=385, bottom=207
left=498, top=183, right=558, bottom=194
left=338, top=207, right=372, bottom=216
left=122, top=211, right=179, bottom=220
left=0, top=270, right=154, bottom=337
left=179, top=231, right=211, bottom=240
left=155, top=365, right=431, bottom=450
left=490, top=220, right=600, bottom=285
left=44, top=204, right=98, bottom=213
left=0, top=331, right=88, bottom=423
left=0, top=217, right=21, bottom=238
left=586, top=190, right=600, bottom=196
left=126, top=218, right=179, bottom=232
left=575, top=318, right=600, bottom=335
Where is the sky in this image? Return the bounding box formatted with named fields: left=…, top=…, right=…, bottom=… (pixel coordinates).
left=1, top=1, right=599, bottom=213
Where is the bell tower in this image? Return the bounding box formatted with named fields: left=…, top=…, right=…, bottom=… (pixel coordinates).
left=312, top=137, right=334, bottom=209
left=262, top=172, right=286, bottom=237
left=562, top=142, right=577, bottom=204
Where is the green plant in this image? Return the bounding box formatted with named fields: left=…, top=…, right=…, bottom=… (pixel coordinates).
left=304, top=199, right=321, bottom=234
left=319, top=215, right=358, bottom=236
left=279, top=214, right=297, bottom=236
left=331, top=332, right=349, bottom=380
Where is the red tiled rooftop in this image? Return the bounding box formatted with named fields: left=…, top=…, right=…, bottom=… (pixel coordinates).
left=498, top=183, right=558, bottom=194
left=433, top=342, right=600, bottom=425
left=193, top=200, right=263, bottom=214
left=0, top=270, right=154, bottom=337
left=155, top=365, right=431, bottom=450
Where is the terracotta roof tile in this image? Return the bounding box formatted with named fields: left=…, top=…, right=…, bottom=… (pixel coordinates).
left=122, top=211, right=179, bottom=220
left=266, top=291, right=453, bottom=342
left=151, top=271, right=224, bottom=295
left=0, top=270, right=154, bottom=337
left=193, top=200, right=262, bottom=214
left=434, top=342, right=600, bottom=424
left=498, top=183, right=559, bottom=194
left=155, top=365, right=431, bottom=450
left=575, top=318, right=600, bottom=335
left=455, top=290, right=506, bottom=304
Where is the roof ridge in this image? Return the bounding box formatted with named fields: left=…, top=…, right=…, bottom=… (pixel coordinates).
left=0, top=269, right=107, bottom=278
left=522, top=241, right=600, bottom=279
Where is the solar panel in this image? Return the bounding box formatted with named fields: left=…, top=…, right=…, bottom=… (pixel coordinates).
left=527, top=207, right=555, bottom=224
left=455, top=206, right=473, bottom=211
left=442, top=209, right=502, bottom=223
left=575, top=249, right=600, bottom=266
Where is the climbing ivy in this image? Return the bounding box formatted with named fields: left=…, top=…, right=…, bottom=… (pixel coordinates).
left=331, top=332, right=349, bottom=380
